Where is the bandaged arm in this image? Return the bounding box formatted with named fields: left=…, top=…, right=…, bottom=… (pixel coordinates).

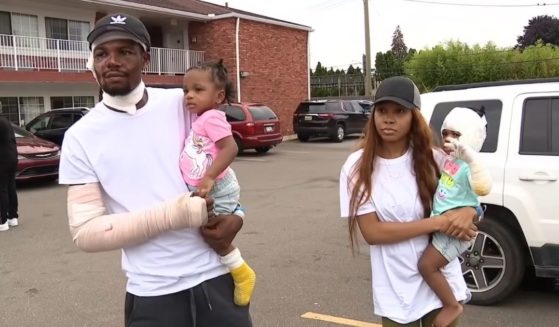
left=448, top=139, right=493, bottom=196
left=67, top=183, right=208, bottom=252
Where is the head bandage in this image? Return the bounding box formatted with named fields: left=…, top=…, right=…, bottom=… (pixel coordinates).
left=86, top=31, right=148, bottom=115
left=441, top=107, right=487, bottom=152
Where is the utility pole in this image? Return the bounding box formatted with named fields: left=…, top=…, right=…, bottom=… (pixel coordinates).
left=363, top=0, right=372, bottom=97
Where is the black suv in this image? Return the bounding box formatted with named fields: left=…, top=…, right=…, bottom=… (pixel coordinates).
left=25, top=107, right=90, bottom=146
left=293, top=100, right=371, bottom=142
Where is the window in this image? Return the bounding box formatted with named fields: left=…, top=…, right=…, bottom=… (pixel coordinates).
left=51, top=96, right=94, bottom=109
left=0, top=97, right=19, bottom=125
left=222, top=105, right=246, bottom=122
left=45, top=17, right=89, bottom=50
left=27, top=114, right=52, bottom=133
left=12, top=13, right=39, bottom=48
left=19, top=97, right=44, bottom=125
left=248, top=106, right=277, bottom=121
left=50, top=113, right=74, bottom=129
left=520, top=97, right=559, bottom=155
left=430, top=100, right=502, bottom=153
left=51, top=97, right=73, bottom=109
left=73, top=96, right=94, bottom=108
left=0, top=11, right=11, bottom=35
left=0, top=96, right=45, bottom=126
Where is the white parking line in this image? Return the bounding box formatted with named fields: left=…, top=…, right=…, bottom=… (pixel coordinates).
left=301, top=312, right=381, bottom=327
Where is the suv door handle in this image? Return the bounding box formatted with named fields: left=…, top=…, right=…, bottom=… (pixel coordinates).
left=519, top=173, right=558, bottom=182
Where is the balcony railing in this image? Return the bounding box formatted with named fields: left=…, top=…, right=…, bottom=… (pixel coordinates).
left=0, top=34, right=204, bottom=75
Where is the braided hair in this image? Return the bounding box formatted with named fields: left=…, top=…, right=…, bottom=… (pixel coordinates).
left=186, top=59, right=234, bottom=104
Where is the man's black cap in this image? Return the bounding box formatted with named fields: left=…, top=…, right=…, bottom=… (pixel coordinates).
left=87, top=13, right=151, bottom=50
left=374, top=76, right=421, bottom=110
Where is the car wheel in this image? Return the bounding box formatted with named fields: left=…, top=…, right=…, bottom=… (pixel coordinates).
left=331, top=124, right=345, bottom=142
left=255, top=146, right=271, bottom=153
left=459, top=218, right=525, bottom=305
left=297, top=133, right=310, bottom=142
left=234, top=136, right=243, bottom=155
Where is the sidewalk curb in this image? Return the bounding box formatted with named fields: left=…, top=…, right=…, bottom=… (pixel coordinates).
left=282, top=134, right=298, bottom=142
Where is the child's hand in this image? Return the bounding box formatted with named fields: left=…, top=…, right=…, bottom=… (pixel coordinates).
left=446, top=139, right=476, bottom=163
left=197, top=176, right=215, bottom=198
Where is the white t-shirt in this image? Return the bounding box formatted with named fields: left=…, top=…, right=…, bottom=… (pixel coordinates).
left=59, top=87, right=227, bottom=296
left=339, top=148, right=468, bottom=324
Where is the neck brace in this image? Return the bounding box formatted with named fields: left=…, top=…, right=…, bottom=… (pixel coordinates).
left=102, top=81, right=145, bottom=115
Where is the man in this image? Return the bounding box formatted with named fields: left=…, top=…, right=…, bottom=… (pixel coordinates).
left=59, top=13, right=252, bottom=326
left=0, top=114, right=18, bottom=231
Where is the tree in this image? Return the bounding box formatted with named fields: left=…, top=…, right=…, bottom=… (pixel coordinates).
left=347, top=65, right=356, bottom=75
left=516, top=15, right=559, bottom=49
left=391, top=25, right=408, bottom=61
left=313, top=62, right=328, bottom=76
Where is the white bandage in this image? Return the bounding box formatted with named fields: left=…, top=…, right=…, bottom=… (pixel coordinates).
left=445, top=138, right=492, bottom=196
left=67, top=183, right=208, bottom=252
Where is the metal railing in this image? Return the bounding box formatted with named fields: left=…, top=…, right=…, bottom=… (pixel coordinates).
left=0, top=34, right=203, bottom=74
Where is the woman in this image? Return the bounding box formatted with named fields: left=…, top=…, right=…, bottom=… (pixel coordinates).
left=339, top=76, right=478, bottom=327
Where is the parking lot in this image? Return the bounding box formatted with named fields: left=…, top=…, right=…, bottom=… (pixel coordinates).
left=1, top=138, right=558, bottom=327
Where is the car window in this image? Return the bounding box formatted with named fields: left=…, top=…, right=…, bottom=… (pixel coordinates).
left=27, top=114, right=52, bottom=133
left=520, top=97, right=559, bottom=155
left=342, top=101, right=358, bottom=112
left=358, top=101, right=373, bottom=112
left=13, top=124, right=34, bottom=138
left=248, top=106, right=277, bottom=121
left=222, top=105, right=246, bottom=122
left=50, top=113, right=74, bottom=129
left=73, top=113, right=83, bottom=123
left=430, top=100, right=502, bottom=153
left=296, top=102, right=342, bottom=114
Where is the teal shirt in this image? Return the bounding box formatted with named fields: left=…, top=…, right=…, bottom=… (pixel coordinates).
left=431, top=156, right=479, bottom=216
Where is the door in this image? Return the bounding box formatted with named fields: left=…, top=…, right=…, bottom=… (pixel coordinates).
left=504, top=94, right=559, bottom=246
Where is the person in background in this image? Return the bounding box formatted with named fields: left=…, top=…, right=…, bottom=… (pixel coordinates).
left=0, top=114, right=19, bottom=231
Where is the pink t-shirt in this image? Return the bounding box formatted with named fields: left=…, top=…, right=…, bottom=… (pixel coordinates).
left=179, top=109, right=232, bottom=186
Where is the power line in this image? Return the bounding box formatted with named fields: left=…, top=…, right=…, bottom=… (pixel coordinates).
left=400, top=0, right=559, bottom=7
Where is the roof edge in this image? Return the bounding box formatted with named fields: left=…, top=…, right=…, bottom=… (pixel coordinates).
left=217, top=13, right=313, bottom=32
left=80, top=0, right=213, bottom=20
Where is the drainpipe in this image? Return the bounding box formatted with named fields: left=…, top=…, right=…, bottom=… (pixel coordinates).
left=235, top=17, right=241, bottom=103
left=307, top=31, right=311, bottom=100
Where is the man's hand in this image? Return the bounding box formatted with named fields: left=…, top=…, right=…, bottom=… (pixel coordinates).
left=191, top=192, right=215, bottom=220
left=200, top=214, right=243, bottom=256
left=442, top=207, right=478, bottom=241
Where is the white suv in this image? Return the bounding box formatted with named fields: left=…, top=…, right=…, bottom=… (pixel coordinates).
left=420, top=78, right=559, bottom=305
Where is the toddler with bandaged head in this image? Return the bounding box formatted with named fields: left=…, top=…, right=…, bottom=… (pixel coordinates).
left=418, top=107, right=492, bottom=327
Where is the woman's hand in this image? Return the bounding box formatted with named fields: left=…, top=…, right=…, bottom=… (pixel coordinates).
left=441, top=207, right=478, bottom=241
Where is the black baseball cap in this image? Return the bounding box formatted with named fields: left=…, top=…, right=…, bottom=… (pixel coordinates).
left=374, top=76, right=421, bottom=110
left=87, top=13, right=151, bottom=50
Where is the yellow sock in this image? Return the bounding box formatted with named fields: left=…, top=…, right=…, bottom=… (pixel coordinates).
left=229, top=262, right=256, bottom=306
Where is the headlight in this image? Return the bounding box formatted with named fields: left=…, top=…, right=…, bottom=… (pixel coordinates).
left=17, top=155, right=26, bottom=160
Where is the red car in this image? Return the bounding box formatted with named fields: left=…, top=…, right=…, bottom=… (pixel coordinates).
left=13, top=124, right=60, bottom=181
left=220, top=103, right=282, bottom=153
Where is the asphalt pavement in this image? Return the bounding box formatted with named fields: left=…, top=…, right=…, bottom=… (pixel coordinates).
left=1, top=137, right=557, bottom=327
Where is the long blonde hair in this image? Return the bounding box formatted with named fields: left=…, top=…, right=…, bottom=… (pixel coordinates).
left=347, top=109, right=439, bottom=250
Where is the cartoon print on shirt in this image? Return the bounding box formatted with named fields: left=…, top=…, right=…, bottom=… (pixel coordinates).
left=437, top=188, right=448, bottom=201
left=443, top=157, right=460, bottom=176
left=183, top=132, right=213, bottom=179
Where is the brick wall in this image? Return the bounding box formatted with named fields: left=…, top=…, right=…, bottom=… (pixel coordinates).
left=238, top=20, right=308, bottom=135
left=189, top=19, right=238, bottom=87
left=189, top=18, right=309, bottom=135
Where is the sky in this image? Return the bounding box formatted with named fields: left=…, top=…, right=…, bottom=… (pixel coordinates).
left=204, top=0, right=559, bottom=71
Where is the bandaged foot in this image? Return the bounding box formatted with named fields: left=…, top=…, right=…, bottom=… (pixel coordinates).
left=220, top=248, right=256, bottom=306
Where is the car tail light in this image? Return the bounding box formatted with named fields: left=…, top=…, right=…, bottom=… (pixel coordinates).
left=246, top=122, right=255, bottom=134
left=318, top=113, right=334, bottom=118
